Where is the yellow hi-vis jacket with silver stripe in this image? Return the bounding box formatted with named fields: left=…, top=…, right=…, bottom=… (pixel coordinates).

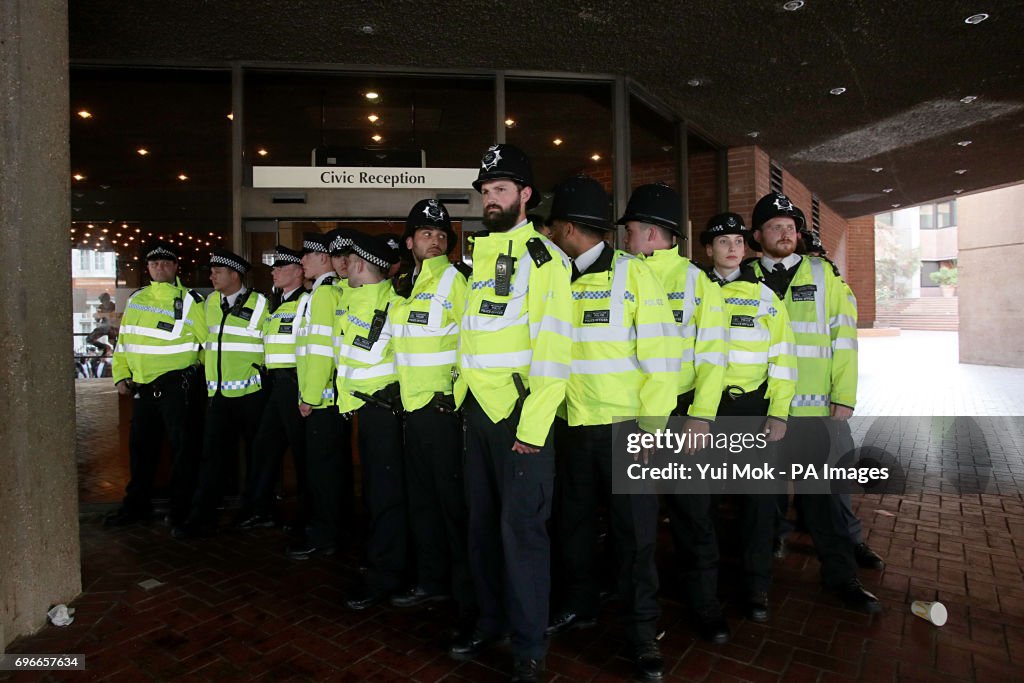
left=203, top=289, right=269, bottom=397
left=641, top=248, right=727, bottom=419
left=113, top=279, right=207, bottom=385
left=750, top=256, right=858, bottom=415
left=714, top=268, right=798, bottom=420
left=335, top=279, right=402, bottom=413
left=563, top=245, right=680, bottom=431
left=295, top=272, right=343, bottom=409
left=262, top=288, right=309, bottom=369
left=459, top=221, right=574, bottom=447
left=390, top=255, right=468, bottom=412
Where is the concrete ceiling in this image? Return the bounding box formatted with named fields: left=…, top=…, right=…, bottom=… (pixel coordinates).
left=69, top=0, right=1024, bottom=219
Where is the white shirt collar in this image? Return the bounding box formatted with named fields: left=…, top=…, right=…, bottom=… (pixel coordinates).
left=282, top=286, right=300, bottom=300
left=760, top=253, right=802, bottom=271
left=223, top=286, right=246, bottom=307
left=714, top=267, right=741, bottom=283
left=573, top=241, right=606, bottom=275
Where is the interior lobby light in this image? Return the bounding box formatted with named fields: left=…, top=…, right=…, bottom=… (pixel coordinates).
left=504, top=118, right=515, bottom=127
left=136, top=148, right=149, bottom=156
left=367, top=114, right=379, bottom=123
left=371, top=134, right=383, bottom=142
left=77, top=110, right=92, bottom=119
left=257, top=148, right=269, bottom=156
left=365, top=92, right=379, bottom=100
left=177, top=173, right=189, bottom=181
left=73, top=173, right=86, bottom=181
left=226, top=113, right=234, bottom=120
left=553, top=138, right=563, bottom=146
left=591, top=154, right=601, bottom=161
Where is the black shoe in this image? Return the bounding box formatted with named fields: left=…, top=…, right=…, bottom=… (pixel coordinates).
left=234, top=512, right=276, bottom=530
left=170, top=519, right=212, bottom=539
left=545, top=611, right=597, bottom=636
left=634, top=640, right=664, bottom=681
left=853, top=543, right=885, bottom=570
left=830, top=579, right=883, bottom=614
left=389, top=586, right=450, bottom=608
left=746, top=592, right=770, bottom=623
left=286, top=540, right=336, bottom=560
left=512, top=657, right=545, bottom=683
left=773, top=536, right=787, bottom=559
left=346, top=586, right=389, bottom=611
left=695, top=610, right=731, bottom=644
left=103, top=508, right=151, bottom=528
left=448, top=629, right=505, bottom=661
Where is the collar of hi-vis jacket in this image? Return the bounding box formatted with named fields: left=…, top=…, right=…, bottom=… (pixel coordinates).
left=470, top=221, right=537, bottom=256
left=415, top=254, right=454, bottom=287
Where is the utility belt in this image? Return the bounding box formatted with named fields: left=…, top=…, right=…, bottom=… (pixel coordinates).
left=130, top=365, right=199, bottom=398
left=722, top=381, right=768, bottom=404
left=351, top=382, right=403, bottom=415
left=428, top=391, right=457, bottom=414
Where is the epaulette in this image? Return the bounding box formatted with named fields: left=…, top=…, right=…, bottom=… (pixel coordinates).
left=526, top=237, right=552, bottom=268
left=322, top=276, right=336, bottom=286
left=823, top=256, right=842, bottom=278
left=453, top=261, right=472, bottom=278
left=187, top=289, right=203, bottom=303
left=392, top=272, right=412, bottom=298
left=740, top=256, right=761, bottom=269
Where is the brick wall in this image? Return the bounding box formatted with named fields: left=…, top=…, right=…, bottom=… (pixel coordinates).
left=845, top=216, right=876, bottom=328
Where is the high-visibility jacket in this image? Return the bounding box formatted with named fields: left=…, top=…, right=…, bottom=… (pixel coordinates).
left=295, top=271, right=343, bottom=408
left=390, top=255, right=468, bottom=412
left=113, top=278, right=207, bottom=385
left=335, top=279, right=402, bottom=413
left=563, top=244, right=680, bottom=430
left=203, top=288, right=269, bottom=397
left=750, top=256, right=858, bottom=416
left=713, top=267, right=798, bottom=420
left=642, top=248, right=727, bottom=419
left=459, top=221, right=574, bottom=446
left=262, top=288, right=309, bottom=369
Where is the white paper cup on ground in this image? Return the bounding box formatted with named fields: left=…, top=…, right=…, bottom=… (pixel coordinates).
left=911, top=600, right=947, bottom=626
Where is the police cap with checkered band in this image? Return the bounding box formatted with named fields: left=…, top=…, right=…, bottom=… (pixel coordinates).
left=209, top=248, right=251, bottom=275
left=351, top=232, right=401, bottom=270
left=700, top=212, right=752, bottom=246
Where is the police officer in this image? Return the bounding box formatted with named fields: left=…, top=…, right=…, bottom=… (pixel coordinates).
left=788, top=208, right=885, bottom=570
left=106, top=242, right=207, bottom=528
left=619, top=183, right=730, bottom=643
left=235, top=245, right=309, bottom=530
left=173, top=249, right=269, bottom=538
left=335, top=232, right=407, bottom=609
left=545, top=175, right=679, bottom=682
left=701, top=212, right=797, bottom=622
left=289, top=232, right=350, bottom=559
left=389, top=200, right=475, bottom=627
left=747, top=191, right=881, bottom=613
left=451, top=144, right=573, bottom=683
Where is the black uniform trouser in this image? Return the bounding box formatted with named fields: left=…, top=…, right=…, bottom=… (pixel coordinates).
left=779, top=418, right=859, bottom=588
left=404, top=404, right=475, bottom=618
left=357, top=401, right=407, bottom=594
left=304, top=407, right=351, bottom=549
left=464, top=395, right=555, bottom=661
left=554, top=419, right=660, bottom=645
left=191, top=391, right=266, bottom=524
left=243, top=369, right=308, bottom=523
left=123, top=370, right=200, bottom=522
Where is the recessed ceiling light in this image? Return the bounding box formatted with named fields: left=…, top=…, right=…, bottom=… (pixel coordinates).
left=553, top=138, right=563, bottom=146
left=954, top=189, right=964, bottom=194
left=882, top=188, right=894, bottom=193
left=892, top=203, right=901, bottom=208
left=367, top=114, right=379, bottom=123
left=101, top=228, right=109, bottom=233
left=177, top=173, right=189, bottom=181
left=687, top=78, right=703, bottom=87
left=960, top=95, right=978, bottom=104
left=257, top=148, right=269, bottom=156
left=964, top=13, right=989, bottom=24
left=136, top=148, right=149, bottom=156
left=591, top=154, right=601, bottom=161
left=957, top=140, right=972, bottom=147
left=77, top=110, right=92, bottom=119
left=746, top=131, right=760, bottom=138
left=829, top=87, right=847, bottom=95
left=226, top=113, right=234, bottom=120
left=360, top=25, right=375, bottom=34
left=783, top=0, right=805, bottom=10
left=365, top=92, right=380, bottom=100
left=954, top=169, right=967, bottom=174
left=871, top=167, right=884, bottom=173
left=73, top=173, right=86, bottom=181
left=371, top=134, right=383, bottom=142
left=504, top=118, right=516, bottom=127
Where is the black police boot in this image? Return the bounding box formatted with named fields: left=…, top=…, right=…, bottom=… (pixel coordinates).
left=633, top=640, right=664, bottom=681
left=695, top=608, right=731, bottom=644
left=853, top=543, right=885, bottom=570
left=829, top=579, right=883, bottom=614
left=448, top=629, right=506, bottom=661
left=346, top=584, right=390, bottom=611
left=545, top=611, right=597, bottom=636
left=511, top=657, right=545, bottom=683
left=389, top=586, right=450, bottom=608
left=746, top=592, right=770, bottom=623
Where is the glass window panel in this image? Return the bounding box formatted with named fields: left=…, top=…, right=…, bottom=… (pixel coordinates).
left=919, top=204, right=935, bottom=230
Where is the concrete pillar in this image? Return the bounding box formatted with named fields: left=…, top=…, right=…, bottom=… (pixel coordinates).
left=0, top=0, right=81, bottom=649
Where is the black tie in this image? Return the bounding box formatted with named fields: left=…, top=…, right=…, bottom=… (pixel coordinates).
left=773, top=262, right=786, bottom=273
left=571, top=262, right=582, bottom=282
left=221, top=297, right=230, bottom=315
